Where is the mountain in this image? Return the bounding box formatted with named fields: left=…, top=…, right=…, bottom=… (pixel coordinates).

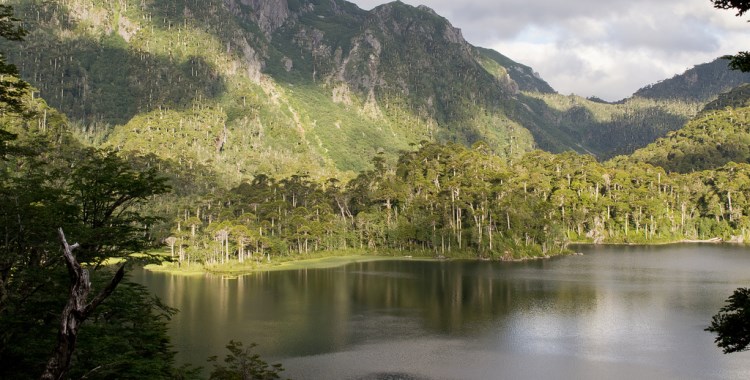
left=628, top=95, right=750, bottom=173
left=2, top=0, right=748, bottom=183
left=4, top=0, right=554, bottom=181
left=701, top=83, right=750, bottom=113
left=524, top=59, right=750, bottom=160
left=633, top=58, right=750, bottom=103
left=474, top=47, right=556, bottom=94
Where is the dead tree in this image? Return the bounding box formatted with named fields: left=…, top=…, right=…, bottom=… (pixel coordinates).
left=40, top=228, right=125, bottom=380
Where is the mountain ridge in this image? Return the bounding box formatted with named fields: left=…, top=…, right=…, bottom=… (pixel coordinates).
left=1, top=0, right=748, bottom=182
left=632, top=58, right=750, bottom=103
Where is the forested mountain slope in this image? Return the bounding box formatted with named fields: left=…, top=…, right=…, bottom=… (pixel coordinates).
left=523, top=93, right=701, bottom=158
left=633, top=58, right=750, bottom=103
left=2, top=0, right=542, bottom=183
left=628, top=104, right=750, bottom=173
left=625, top=83, right=750, bottom=173
left=701, top=83, right=750, bottom=112
left=2, top=0, right=748, bottom=181
left=530, top=59, right=750, bottom=159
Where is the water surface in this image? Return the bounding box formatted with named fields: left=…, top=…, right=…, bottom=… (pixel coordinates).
left=132, top=244, right=750, bottom=379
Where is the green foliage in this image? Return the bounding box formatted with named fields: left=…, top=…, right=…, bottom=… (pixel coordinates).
left=0, top=5, right=24, bottom=41
left=1, top=275, right=181, bottom=380
left=702, top=83, right=750, bottom=111
left=208, top=340, right=285, bottom=380
left=633, top=58, right=750, bottom=102
left=726, top=52, right=750, bottom=72
left=2, top=1, right=227, bottom=125
left=161, top=133, right=750, bottom=273
left=0, top=93, right=178, bottom=378
left=525, top=93, right=700, bottom=158
left=629, top=105, right=750, bottom=172
left=475, top=46, right=555, bottom=94
left=706, top=287, right=750, bottom=353
left=69, top=281, right=180, bottom=379
left=2, top=0, right=746, bottom=176
left=0, top=5, right=28, bottom=115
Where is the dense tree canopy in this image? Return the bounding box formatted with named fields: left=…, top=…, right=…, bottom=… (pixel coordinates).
left=0, top=46, right=174, bottom=379
left=154, top=133, right=750, bottom=275
left=0, top=5, right=28, bottom=115
left=0, top=1, right=749, bottom=373
left=0, top=78, right=177, bottom=378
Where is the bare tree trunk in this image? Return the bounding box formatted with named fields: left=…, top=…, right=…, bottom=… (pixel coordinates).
left=40, top=228, right=125, bottom=380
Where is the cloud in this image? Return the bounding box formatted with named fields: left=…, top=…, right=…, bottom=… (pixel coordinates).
left=348, top=0, right=749, bottom=100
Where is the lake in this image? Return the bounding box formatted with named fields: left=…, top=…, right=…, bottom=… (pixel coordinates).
left=132, top=244, right=750, bottom=379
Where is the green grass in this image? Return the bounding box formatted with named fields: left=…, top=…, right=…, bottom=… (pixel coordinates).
left=142, top=245, right=571, bottom=276
left=143, top=248, right=425, bottom=276
left=144, top=262, right=207, bottom=276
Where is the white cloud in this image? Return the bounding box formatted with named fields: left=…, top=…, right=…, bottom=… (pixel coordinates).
left=348, top=0, right=750, bottom=100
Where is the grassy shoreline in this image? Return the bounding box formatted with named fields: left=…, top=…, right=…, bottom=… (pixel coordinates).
left=142, top=237, right=745, bottom=277
left=143, top=248, right=568, bottom=276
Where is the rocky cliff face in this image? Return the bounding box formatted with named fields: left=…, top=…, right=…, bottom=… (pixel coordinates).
left=267, top=1, right=522, bottom=127
left=245, top=0, right=290, bottom=35
left=0, top=0, right=565, bottom=177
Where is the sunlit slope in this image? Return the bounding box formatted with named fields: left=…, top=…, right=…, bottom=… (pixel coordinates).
left=3, top=0, right=748, bottom=181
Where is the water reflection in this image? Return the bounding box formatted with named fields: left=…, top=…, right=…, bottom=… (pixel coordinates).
left=133, top=244, right=750, bottom=379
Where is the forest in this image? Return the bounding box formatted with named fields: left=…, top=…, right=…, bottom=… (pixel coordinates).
left=5, top=89, right=750, bottom=377
left=154, top=130, right=750, bottom=273
left=2, top=0, right=750, bottom=378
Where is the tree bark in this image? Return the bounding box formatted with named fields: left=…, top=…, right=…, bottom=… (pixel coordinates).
left=40, top=228, right=125, bottom=380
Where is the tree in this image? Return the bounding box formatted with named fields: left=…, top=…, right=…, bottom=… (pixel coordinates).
left=0, top=5, right=28, bottom=157
left=0, top=5, right=28, bottom=110
left=713, top=0, right=750, bottom=16
left=706, top=288, right=750, bottom=353
left=705, top=1, right=750, bottom=348
left=0, top=129, right=172, bottom=378
left=712, top=0, right=750, bottom=71
left=0, top=5, right=192, bottom=379
left=40, top=229, right=126, bottom=380
left=208, top=340, right=285, bottom=380
left=166, top=236, right=178, bottom=258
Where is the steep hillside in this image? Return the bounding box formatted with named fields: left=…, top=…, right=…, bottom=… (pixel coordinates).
left=475, top=47, right=555, bottom=94
left=527, top=59, right=750, bottom=159
left=627, top=80, right=750, bottom=173
left=701, top=83, right=750, bottom=113
left=633, top=58, right=750, bottom=103
left=628, top=105, right=750, bottom=173
left=2, top=0, right=545, bottom=182
left=3, top=0, right=749, bottom=181
left=525, top=93, right=700, bottom=159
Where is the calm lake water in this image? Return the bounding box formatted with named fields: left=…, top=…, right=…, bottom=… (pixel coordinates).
left=132, top=244, right=750, bottom=379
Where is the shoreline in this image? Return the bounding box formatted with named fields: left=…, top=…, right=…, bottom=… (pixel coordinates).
left=143, top=249, right=570, bottom=277
left=143, top=238, right=746, bottom=277
left=569, top=237, right=734, bottom=246
left=144, top=254, right=443, bottom=277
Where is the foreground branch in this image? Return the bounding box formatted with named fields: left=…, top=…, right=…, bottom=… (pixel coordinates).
left=40, top=228, right=125, bottom=380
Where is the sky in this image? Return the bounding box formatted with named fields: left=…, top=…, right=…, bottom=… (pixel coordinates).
left=348, top=0, right=749, bottom=101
